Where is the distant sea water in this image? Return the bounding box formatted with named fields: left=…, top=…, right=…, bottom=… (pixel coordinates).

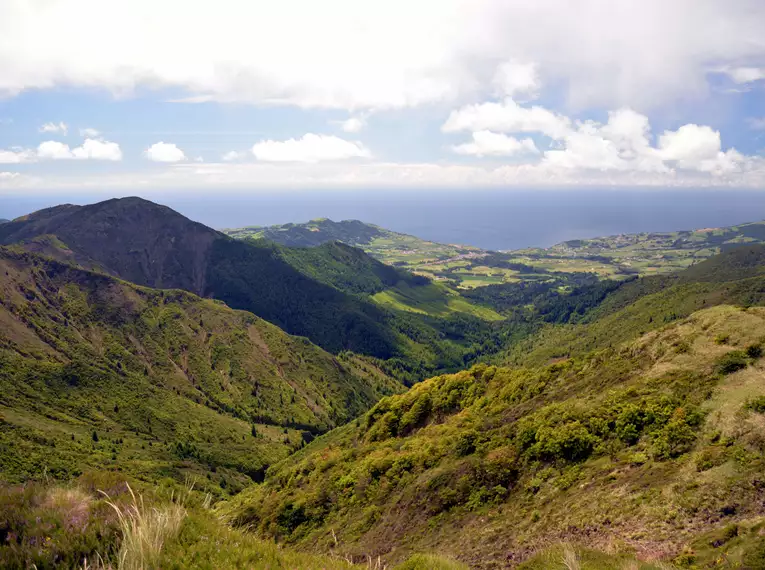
left=3, top=188, right=765, bottom=251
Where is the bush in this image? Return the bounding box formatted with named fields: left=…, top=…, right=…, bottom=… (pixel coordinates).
left=746, top=343, right=763, bottom=359
left=715, top=350, right=748, bottom=375
left=747, top=396, right=765, bottom=414
left=652, top=408, right=698, bottom=459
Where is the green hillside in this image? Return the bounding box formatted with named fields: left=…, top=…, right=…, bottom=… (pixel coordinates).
left=225, top=304, right=765, bottom=568
left=0, top=247, right=400, bottom=492
left=0, top=199, right=506, bottom=384
left=221, top=246, right=765, bottom=568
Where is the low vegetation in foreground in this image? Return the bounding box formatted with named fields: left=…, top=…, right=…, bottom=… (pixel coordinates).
left=0, top=473, right=471, bottom=570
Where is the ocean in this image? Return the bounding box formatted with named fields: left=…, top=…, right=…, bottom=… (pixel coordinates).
left=3, top=188, right=765, bottom=251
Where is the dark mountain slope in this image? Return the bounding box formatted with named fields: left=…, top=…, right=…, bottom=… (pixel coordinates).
left=0, top=197, right=402, bottom=358
left=0, top=247, right=400, bottom=488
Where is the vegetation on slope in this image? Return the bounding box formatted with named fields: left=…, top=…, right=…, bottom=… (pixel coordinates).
left=504, top=245, right=765, bottom=367
left=0, top=247, right=399, bottom=491
left=0, top=199, right=505, bottom=383
left=225, top=304, right=765, bottom=568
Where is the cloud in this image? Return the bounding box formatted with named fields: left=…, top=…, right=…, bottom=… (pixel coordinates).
left=340, top=116, right=367, bottom=133
left=492, top=61, right=539, bottom=99
left=37, top=138, right=123, bottom=160
left=145, top=142, right=186, bottom=162
left=0, top=171, right=20, bottom=180
left=724, top=67, right=765, bottom=84
left=452, top=131, right=538, bottom=157
left=443, top=98, right=572, bottom=139
left=443, top=99, right=750, bottom=176
left=251, top=134, right=371, bottom=162
left=7, top=155, right=765, bottom=194
left=748, top=117, right=765, bottom=130
left=39, top=122, right=68, bottom=135
left=222, top=150, right=245, bottom=162
left=79, top=127, right=100, bottom=137
left=0, top=148, right=36, bottom=164
left=1, top=1, right=764, bottom=110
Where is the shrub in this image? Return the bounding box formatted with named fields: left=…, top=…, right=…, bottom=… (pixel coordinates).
left=715, top=350, right=748, bottom=375
left=746, top=396, right=765, bottom=414
left=453, top=431, right=477, bottom=457
left=714, top=334, right=730, bottom=345
left=746, top=343, right=763, bottom=359
left=652, top=408, right=698, bottom=459
left=531, top=421, right=598, bottom=463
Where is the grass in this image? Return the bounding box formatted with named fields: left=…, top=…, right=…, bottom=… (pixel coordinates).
left=102, top=483, right=186, bottom=570
left=518, top=544, right=676, bottom=569
left=372, top=282, right=502, bottom=320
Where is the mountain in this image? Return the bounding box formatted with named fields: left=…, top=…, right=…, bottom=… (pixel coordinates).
left=0, top=199, right=508, bottom=383
left=0, top=218, right=9, bottom=224
left=0, top=198, right=410, bottom=359
left=223, top=246, right=765, bottom=568
left=0, top=246, right=400, bottom=490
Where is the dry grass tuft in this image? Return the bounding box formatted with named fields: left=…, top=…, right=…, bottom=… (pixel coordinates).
left=562, top=545, right=581, bottom=570
left=101, top=483, right=186, bottom=570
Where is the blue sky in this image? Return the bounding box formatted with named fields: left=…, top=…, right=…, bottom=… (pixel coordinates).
left=1, top=0, right=765, bottom=194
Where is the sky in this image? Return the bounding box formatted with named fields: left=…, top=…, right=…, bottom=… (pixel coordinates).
left=1, top=0, right=765, bottom=194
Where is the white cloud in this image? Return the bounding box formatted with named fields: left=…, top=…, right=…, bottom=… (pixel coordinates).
left=442, top=97, right=751, bottom=177
left=37, top=138, right=123, bottom=160
left=251, top=134, right=371, bottom=162
left=145, top=142, right=186, bottom=162
left=0, top=171, right=20, bottom=180
left=748, top=117, right=765, bottom=130
left=657, top=124, right=721, bottom=167
left=7, top=155, right=765, bottom=194
left=79, top=127, right=100, bottom=137
left=492, top=61, right=539, bottom=99
left=724, top=67, right=765, bottom=84
left=340, top=116, right=367, bottom=133
left=443, top=98, right=572, bottom=139
left=39, top=122, right=68, bottom=135
left=452, top=131, right=538, bottom=157
left=1, top=1, right=764, bottom=110
left=222, top=150, right=245, bottom=162
left=0, top=148, right=36, bottom=164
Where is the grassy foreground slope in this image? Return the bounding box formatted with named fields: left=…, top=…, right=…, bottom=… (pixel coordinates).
left=0, top=247, right=399, bottom=491
left=0, top=473, right=472, bottom=570
left=225, top=303, right=765, bottom=567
